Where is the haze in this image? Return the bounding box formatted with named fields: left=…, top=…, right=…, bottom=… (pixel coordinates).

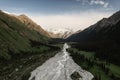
left=0, top=0, right=120, bottom=31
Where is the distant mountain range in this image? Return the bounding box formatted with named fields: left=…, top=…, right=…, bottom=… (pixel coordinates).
left=47, top=28, right=74, bottom=38
left=66, top=10, right=120, bottom=65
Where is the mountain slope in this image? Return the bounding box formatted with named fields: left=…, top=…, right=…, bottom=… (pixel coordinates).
left=0, top=10, right=50, bottom=60
left=17, top=14, right=50, bottom=37
left=66, top=10, right=120, bottom=65
left=67, top=11, right=120, bottom=42
left=0, top=10, right=60, bottom=80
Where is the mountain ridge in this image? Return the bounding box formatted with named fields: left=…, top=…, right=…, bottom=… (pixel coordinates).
left=67, top=10, right=120, bottom=42
left=66, top=10, right=120, bottom=65
left=0, top=10, right=51, bottom=60
left=17, top=14, right=50, bottom=37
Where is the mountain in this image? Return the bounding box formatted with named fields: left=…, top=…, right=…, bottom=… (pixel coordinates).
left=0, top=10, right=53, bottom=60
left=47, top=28, right=74, bottom=38
left=67, top=11, right=120, bottom=42
left=0, top=10, right=60, bottom=80
left=66, top=10, right=120, bottom=65
left=17, top=14, right=50, bottom=37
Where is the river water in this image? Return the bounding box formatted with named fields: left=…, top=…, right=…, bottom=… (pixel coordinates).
left=29, top=43, right=94, bottom=80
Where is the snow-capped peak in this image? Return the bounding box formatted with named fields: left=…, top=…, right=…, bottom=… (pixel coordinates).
left=46, top=28, right=74, bottom=38
left=47, top=28, right=73, bottom=34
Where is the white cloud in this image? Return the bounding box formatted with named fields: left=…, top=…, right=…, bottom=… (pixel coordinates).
left=103, top=2, right=109, bottom=8
left=27, top=11, right=112, bottom=31
left=76, top=0, right=109, bottom=8
left=90, top=0, right=109, bottom=8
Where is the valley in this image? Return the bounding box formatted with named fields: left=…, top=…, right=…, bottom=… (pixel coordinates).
left=29, top=43, right=93, bottom=80
left=0, top=10, right=120, bottom=80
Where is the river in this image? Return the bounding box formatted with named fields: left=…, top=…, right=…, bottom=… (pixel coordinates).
left=29, top=43, right=94, bottom=80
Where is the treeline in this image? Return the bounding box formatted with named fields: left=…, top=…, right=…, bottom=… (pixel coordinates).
left=68, top=49, right=120, bottom=80
left=70, top=40, right=120, bottom=66
left=0, top=40, right=60, bottom=80
left=0, top=39, right=60, bottom=64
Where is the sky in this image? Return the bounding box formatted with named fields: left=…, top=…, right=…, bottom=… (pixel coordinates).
left=0, top=0, right=120, bottom=31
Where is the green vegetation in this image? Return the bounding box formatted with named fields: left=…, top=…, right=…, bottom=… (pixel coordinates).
left=1, top=10, right=120, bottom=80
left=68, top=48, right=120, bottom=80
left=0, top=11, right=50, bottom=60
left=0, top=50, right=59, bottom=80
left=0, top=11, right=60, bottom=80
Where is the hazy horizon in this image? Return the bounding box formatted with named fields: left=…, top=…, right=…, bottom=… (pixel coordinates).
left=0, top=0, right=120, bottom=31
